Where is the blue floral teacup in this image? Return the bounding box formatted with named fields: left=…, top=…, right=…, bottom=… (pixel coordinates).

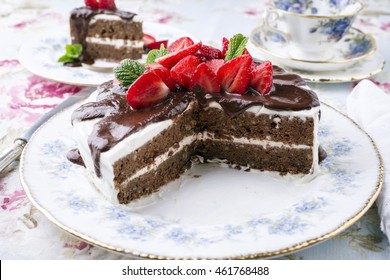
left=263, top=0, right=363, bottom=60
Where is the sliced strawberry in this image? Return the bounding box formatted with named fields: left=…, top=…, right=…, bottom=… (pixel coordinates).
left=168, top=37, right=194, bottom=52
left=98, top=0, right=116, bottom=9
left=217, top=54, right=253, bottom=95
left=146, top=63, right=176, bottom=91
left=127, top=72, right=170, bottom=109
left=194, top=53, right=208, bottom=63
left=156, top=41, right=202, bottom=69
left=84, top=0, right=99, bottom=9
left=205, top=59, right=224, bottom=75
left=189, top=63, right=221, bottom=94
left=146, top=40, right=169, bottom=50
left=199, top=45, right=223, bottom=60
left=221, top=37, right=229, bottom=57
left=251, top=61, right=273, bottom=95
left=170, top=55, right=200, bottom=89
left=143, top=33, right=156, bottom=46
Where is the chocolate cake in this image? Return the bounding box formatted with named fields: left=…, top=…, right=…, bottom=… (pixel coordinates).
left=70, top=6, right=143, bottom=64
left=68, top=35, right=325, bottom=204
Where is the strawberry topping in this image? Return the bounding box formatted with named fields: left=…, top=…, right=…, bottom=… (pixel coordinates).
left=84, top=0, right=99, bottom=9
left=251, top=61, right=273, bottom=95
left=205, top=59, right=224, bottom=75
left=189, top=63, right=221, bottom=94
left=143, top=33, right=156, bottom=46
left=117, top=34, right=274, bottom=109
left=146, top=63, right=176, bottom=91
left=199, top=45, right=223, bottom=60
left=98, top=0, right=116, bottom=9
left=221, top=37, right=229, bottom=57
left=146, top=40, right=169, bottom=50
left=168, top=37, right=194, bottom=52
left=170, top=55, right=200, bottom=89
left=156, top=41, right=202, bottom=69
left=217, top=54, right=253, bottom=95
left=127, top=72, right=170, bottom=110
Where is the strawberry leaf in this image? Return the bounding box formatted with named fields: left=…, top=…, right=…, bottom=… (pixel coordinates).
left=114, top=59, right=146, bottom=87
left=146, top=44, right=170, bottom=65
left=224, top=34, right=248, bottom=61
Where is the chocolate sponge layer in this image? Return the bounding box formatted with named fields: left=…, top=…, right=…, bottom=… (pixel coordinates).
left=113, top=101, right=316, bottom=204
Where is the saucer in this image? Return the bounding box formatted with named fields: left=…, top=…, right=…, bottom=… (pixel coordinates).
left=249, top=26, right=376, bottom=72
left=248, top=39, right=385, bottom=83
left=290, top=52, right=385, bottom=83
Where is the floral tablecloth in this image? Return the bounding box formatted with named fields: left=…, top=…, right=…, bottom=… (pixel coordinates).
left=1, top=0, right=390, bottom=259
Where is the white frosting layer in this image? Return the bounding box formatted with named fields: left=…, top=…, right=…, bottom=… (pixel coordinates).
left=73, top=89, right=321, bottom=203
left=86, top=37, right=143, bottom=48
left=89, top=14, right=142, bottom=25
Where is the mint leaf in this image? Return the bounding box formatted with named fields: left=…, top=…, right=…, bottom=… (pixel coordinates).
left=65, top=44, right=83, bottom=58
left=58, top=43, right=83, bottom=64
left=224, top=34, right=248, bottom=61
left=146, top=44, right=169, bottom=65
left=113, top=59, right=146, bottom=87
left=58, top=54, right=74, bottom=63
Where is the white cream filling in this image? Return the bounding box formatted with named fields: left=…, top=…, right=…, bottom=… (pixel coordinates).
left=85, top=37, right=143, bottom=48
left=73, top=89, right=321, bottom=203
left=119, top=133, right=313, bottom=190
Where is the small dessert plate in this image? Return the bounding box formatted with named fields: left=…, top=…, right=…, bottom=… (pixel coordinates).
left=18, top=22, right=196, bottom=87
left=249, top=26, right=376, bottom=72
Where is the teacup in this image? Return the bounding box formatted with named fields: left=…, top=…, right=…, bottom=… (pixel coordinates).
left=263, top=0, right=363, bottom=61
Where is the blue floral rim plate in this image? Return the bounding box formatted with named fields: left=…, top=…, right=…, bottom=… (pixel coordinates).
left=17, top=23, right=196, bottom=87
left=249, top=26, right=376, bottom=72
left=20, top=102, right=383, bottom=259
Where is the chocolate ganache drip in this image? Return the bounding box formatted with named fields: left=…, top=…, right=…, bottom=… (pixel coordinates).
left=72, top=82, right=196, bottom=177
left=70, top=7, right=137, bottom=64
left=71, top=65, right=319, bottom=177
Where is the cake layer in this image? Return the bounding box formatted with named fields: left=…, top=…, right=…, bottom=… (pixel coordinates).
left=198, top=105, right=315, bottom=145
left=85, top=41, right=143, bottom=61
left=69, top=7, right=143, bottom=63
left=113, top=102, right=198, bottom=184
left=87, top=14, right=142, bottom=40
left=117, top=142, right=197, bottom=203
left=197, top=139, right=314, bottom=174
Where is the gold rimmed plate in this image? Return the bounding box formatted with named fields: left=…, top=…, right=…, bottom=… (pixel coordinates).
left=20, top=102, right=383, bottom=259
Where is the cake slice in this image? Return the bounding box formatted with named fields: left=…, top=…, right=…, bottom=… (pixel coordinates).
left=69, top=34, right=325, bottom=204
left=70, top=0, right=143, bottom=64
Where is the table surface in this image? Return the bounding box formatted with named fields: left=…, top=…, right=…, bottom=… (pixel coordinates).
left=1, top=0, right=390, bottom=259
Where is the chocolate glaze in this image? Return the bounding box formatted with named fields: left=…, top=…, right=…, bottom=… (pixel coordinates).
left=318, top=145, right=327, bottom=163
left=72, top=82, right=195, bottom=176
left=66, top=148, right=85, bottom=167
left=71, top=64, right=320, bottom=177
left=64, top=61, right=82, bottom=67
left=70, top=7, right=137, bottom=64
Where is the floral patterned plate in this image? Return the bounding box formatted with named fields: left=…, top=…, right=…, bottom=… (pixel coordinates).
left=249, top=26, right=376, bottom=72
left=20, top=102, right=383, bottom=259
left=18, top=22, right=195, bottom=87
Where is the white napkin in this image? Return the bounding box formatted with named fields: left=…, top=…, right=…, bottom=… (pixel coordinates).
left=346, top=79, right=390, bottom=239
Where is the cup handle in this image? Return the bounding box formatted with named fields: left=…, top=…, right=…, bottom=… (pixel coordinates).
left=262, top=9, right=290, bottom=44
